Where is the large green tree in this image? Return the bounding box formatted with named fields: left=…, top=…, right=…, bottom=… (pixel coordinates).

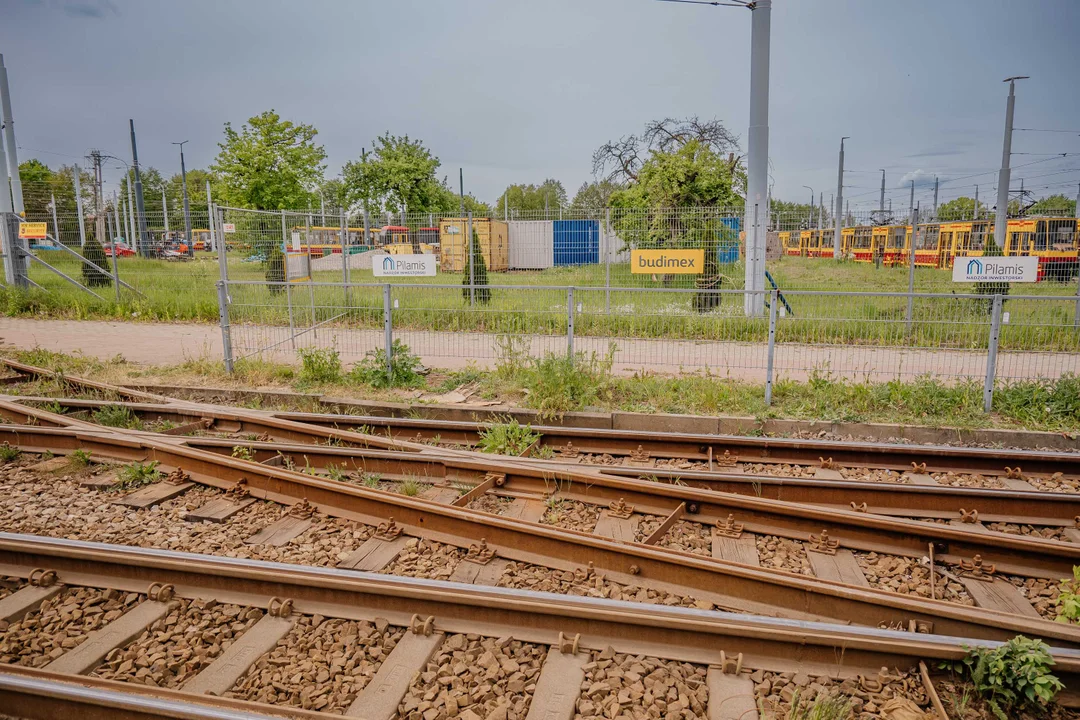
left=118, top=167, right=167, bottom=214
left=342, top=134, right=451, bottom=214
left=19, top=162, right=94, bottom=218
left=569, top=180, right=623, bottom=212
left=211, top=110, right=326, bottom=210
left=595, top=117, right=744, bottom=312
left=937, top=196, right=988, bottom=221
left=1027, top=194, right=1076, bottom=216
left=495, top=179, right=567, bottom=216
left=165, top=168, right=215, bottom=215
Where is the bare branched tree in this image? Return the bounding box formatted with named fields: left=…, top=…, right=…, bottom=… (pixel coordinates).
left=592, top=117, right=742, bottom=184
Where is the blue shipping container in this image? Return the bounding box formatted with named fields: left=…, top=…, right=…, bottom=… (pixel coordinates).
left=718, top=217, right=741, bottom=264
left=553, top=220, right=599, bottom=266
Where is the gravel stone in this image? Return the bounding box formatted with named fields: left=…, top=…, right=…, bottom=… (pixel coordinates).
left=576, top=649, right=708, bottom=720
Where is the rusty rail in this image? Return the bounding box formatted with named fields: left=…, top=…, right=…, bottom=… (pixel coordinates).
left=5, top=533, right=1080, bottom=685
left=1, top=423, right=1078, bottom=645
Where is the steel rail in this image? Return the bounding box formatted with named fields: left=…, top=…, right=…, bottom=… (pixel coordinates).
left=9, top=392, right=1080, bottom=527
left=174, top=436, right=1080, bottom=579
left=5, top=533, right=1080, bottom=685
left=268, top=410, right=1080, bottom=478
left=3, top=419, right=1078, bottom=582
left=1, top=424, right=1078, bottom=645
left=0, top=667, right=332, bottom=720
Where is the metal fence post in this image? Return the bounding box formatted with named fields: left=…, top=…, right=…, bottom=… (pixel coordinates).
left=216, top=280, right=234, bottom=374
left=73, top=165, right=86, bottom=248
left=905, top=206, right=919, bottom=329
left=984, top=294, right=1003, bottom=413
left=383, top=283, right=393, bottom=379
left=280, top=210, right=296, bottom=349
left=304, top=212, right=316, bottom=338
left=604, top=208, right=611, bottom=314
left=567, top=286, right=575, bottom=357
left=467, top=211, right=475, bottom=307
left=765, top=289, right=778, bottom=406
left=340, top=209, right=350, bottom=307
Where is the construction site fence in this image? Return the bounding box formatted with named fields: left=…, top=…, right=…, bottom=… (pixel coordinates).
left=220, top=275, right=1080, bottom=410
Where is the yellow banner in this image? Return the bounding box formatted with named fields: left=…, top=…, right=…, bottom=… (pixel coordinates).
left=18, top=222, right=48, bottom=240
left=630, top=248, right=705, bottom=274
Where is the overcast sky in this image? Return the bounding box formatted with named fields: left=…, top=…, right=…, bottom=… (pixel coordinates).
left=3, top=0, right=1079, bottom=210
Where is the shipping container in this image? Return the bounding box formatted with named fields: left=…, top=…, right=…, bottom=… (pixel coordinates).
left=553, top=220, right=599, bottom=266
left=508, top=220, right=554, bottom=269
left=438, top=218, right=509, bottom=272
left=718, top=217, right=741, bottom=264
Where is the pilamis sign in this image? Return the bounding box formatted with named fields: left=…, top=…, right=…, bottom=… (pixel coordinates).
left=372, top=253, right=437, bottom=277
left=951, top=256, right=1038, bottom=283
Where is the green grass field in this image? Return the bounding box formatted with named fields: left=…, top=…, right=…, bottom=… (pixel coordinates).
left=3, top=251, right=1078, bottom=352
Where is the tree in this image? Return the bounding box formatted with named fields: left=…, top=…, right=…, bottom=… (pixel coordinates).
left=81, top=225, right=112, bottom=288
left=119, top=167, right=167, bottom=214
left=211, top=110, right=326, bottom=210
left=265, top=244, right=285, bottom=294
left=569, top=180, right=623, bottom=212
left=17, top=161, right=93, bottom=220
left=1028, top=194, right=1076, bottom=217
left=595, top=117, right=744, bottom=314
left=165, top=168, right=215, bottom=215
left=495, top=179, right=567, bottom=216
left=342, top=134, right=450, bottom=214
left=461, top=227, right=491, bottom=305
left=937, top=196, right=988, bottom=221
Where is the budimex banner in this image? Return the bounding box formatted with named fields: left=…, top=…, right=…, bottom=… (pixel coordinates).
left=630, top=249, right=705, bottom=274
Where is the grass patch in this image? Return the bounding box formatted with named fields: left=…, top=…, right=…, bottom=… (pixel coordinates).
left=297, top=347, right=342, bottom=384
left=69, top=449, right=92, bottom=467
left=477, top=418, right=540, bottom=456
left=92, top=404, right=142, bottom=429
left=398, top=477, right=423, bottom=496
left=347, top=340, right=424, bottom=389
left=114, top=460, right=160, bottom=490
left=0, top=443, right=21, bottom=463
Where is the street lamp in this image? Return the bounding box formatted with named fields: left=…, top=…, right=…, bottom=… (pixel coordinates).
left=802, top=185, right=813, bottom=227
left=172, top=141, right=193, bottom=257
left=657, top=0, right=771, bottom=315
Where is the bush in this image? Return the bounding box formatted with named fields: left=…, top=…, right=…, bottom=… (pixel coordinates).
left=348, top=340, right=424, bottom=389
left=947, top=636, right=1063, bottom=720
left=516, top=347, right=615, bottom=419
left=297, top=347, right=342, bottom=384
left=81, top=235, right=113, bottom=288
left=477, top=418, right=540, bottom=456
left=265, top=244, right=285, bottom=295
left=461, top=228, right=491, bottom=305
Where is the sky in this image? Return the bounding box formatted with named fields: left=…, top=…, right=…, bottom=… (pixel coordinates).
left=2, top=0, right=1079, bottom=211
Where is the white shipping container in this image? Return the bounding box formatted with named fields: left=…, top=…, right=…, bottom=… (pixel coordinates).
left=508, top=220, right=554, bottom=269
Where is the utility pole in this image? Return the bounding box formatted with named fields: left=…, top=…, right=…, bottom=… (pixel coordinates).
left=129, top=119, right=150, bottom=256
left=974, top=185, right=979, bottom=220
left=933, top=177, right=939, bottom=218
left=802, top=186, right=813, bottom=228
left=817, top=192, right=823, bottom=233
left=73, top=164, right=86, bottom=248
left=743, top=0, right=771, bottom=317
left=1019, top=178, right=1025, bottom=216
left=833, top=137, right=847, bottom=259
left=0, top=104, right=10, bottom=213
left=995, top=77, right=1028, bottom=253
left=0, top=54, right=24, bottom=215
left=126, top=169, right=136, bottom=246
left=879, top=170, right=885, bottom=213
left=909, top=180, right=915, bottom=215
left=161, top=187, right=169, bottom=234
left=89, top=150, right=105, bottom=247
left=458, top=168, right=464, bottom=215
left=50, top=193, right=59, bottom=243
left=173, top=141, right=192, bottom=256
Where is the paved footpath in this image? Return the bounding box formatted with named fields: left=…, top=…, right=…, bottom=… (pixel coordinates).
left=0, top=317, right=1075, bottom=384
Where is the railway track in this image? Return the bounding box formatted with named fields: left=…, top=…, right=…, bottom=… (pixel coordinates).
left=3, top=533, right=1078, bottom=719
left=3, top=358, right=1080, bottom=714
left=1, top=415, right=1079, bottom=648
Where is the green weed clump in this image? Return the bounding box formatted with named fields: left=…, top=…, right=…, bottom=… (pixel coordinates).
left=93, top=404, right=142, bottom=429
left=477, top=418, right=540, bottom=456
left=0, top=443, right=21, bottom=463
left=515, top=348, right=615, bottom=420
left=348, top=340, right=424, bottom=389
left=946, top=636, right=1063, bottom=720
left=297, top=347, right=343, bottom=384
left=115, top=460, right=161, bottom=490
left=779, top=692, right=853, bottom=720
left=69, top=449, right=93, bottom=467
left=1055, top=567, right=1080, bottom=624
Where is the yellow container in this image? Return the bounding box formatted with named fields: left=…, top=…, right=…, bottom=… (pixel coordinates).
left=438, top=218, right=509, bottom=272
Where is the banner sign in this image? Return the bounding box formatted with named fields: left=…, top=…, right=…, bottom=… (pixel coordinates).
left=372, top=253, right=437, bottom=277
left=18, top=222, right=47, bottom=239
left=631, top=249, right=705, bottom=274
left=952, top=256, right=1038, bottom=283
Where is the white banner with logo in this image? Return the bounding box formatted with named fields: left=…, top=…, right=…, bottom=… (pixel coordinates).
left=372, top=253, right=437, bottom=277
left=952, top=256, right=1038, bottom=283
